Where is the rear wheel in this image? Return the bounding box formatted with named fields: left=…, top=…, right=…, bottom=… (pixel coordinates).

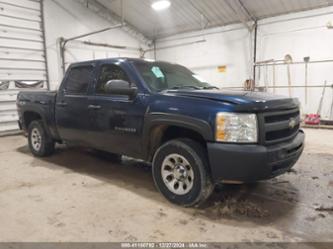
left=28, top=120, right=55, bottom=157
left=152, top=138, right=214, bottom=207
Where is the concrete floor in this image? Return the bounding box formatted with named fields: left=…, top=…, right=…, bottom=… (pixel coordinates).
left=0, top=128, right=332, bottom=242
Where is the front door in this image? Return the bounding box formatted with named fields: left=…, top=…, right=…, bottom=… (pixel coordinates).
left=89, top=63, right=146, bottom=158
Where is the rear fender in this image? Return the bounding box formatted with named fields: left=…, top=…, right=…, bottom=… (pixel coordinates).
left=22, top=106, right=53, bottom=138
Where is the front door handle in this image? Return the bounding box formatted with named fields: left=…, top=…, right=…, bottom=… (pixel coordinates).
left=56, top=102, right=67, bottom=107
left=88, top=105, right=101, bottom=110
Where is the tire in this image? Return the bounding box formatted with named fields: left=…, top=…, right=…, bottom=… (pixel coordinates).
left=28, top=120, right=55, bottom=157
left=152, top=138, right=214, bottom=207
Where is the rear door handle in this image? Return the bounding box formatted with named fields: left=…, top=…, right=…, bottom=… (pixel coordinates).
left=88, top=105, right=101, bottom=110
left=34, top=100, right=47, bottom=105
left=56, top=102, right=67, bottom=107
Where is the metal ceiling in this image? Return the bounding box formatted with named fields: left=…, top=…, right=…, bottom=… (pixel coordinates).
left=97, top=0, right=333, bottom=39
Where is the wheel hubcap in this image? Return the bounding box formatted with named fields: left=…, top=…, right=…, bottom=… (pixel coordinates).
left=161, top=154, right=194, bottom=195
left=31, top=128, right=42, bottom=151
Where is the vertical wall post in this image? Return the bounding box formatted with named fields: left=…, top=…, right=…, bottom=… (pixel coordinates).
left=40, top=0, right=50, bottom=90
left=252, top=21, right=258, bottom=88
left=59, top=38, right=66, bottom=76
left=153, top=39, right=157, bottom=60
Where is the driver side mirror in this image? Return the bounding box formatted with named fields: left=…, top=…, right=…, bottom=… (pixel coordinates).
left=105, top=80, right=137, bottom=100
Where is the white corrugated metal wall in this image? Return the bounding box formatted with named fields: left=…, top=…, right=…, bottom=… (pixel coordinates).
left=0, top=0, right=48, bottom=133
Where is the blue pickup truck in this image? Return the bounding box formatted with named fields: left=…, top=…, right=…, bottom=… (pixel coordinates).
left=17, top=58, right=304, bottom=206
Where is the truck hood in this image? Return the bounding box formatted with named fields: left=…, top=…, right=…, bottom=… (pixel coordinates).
left=163, top=89, right=300, bottom=112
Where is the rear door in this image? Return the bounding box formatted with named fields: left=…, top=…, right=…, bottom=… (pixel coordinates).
left=55, top=64, right=96, bottom=146
left=89, top=62, right=147, bottom=158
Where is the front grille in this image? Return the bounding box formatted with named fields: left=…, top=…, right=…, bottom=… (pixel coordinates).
left=262, top=108, right=300, bottom=144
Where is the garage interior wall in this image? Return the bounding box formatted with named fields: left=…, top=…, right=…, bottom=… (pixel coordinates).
left=0, top=0, right=150, bottom=133
left=156, top=6, right=333, bottom=119
left=0, top=0, right=48, bottom=132
left=44, top=0, right=149, bottom=90
left=155, top=24, right=252, bottom=88
left=1, top=1, right=333, bottom=134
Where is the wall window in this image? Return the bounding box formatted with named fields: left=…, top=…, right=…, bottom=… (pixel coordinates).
left=65, top=66, right=94, bottom=94
left=96, top=64, right=130, bottom=94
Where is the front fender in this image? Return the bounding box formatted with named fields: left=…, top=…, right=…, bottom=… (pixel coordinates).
left=142, top=112, right=213, bottom=159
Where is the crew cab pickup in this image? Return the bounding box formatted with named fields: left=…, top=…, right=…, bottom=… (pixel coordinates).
left=17, top=58, right=304, bottom=206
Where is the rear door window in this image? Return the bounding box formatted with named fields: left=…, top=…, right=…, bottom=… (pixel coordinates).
left=65, top=66, right=94, bottom=94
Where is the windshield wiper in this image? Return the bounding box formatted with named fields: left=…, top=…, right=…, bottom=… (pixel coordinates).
left=170, top=85, right=201, bottom=90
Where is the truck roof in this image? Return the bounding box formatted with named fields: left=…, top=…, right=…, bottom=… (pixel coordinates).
left=69, top=57, right=166, bottom=67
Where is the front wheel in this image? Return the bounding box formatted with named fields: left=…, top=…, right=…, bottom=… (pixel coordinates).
left=152, top=138, right=214, bottom=207
left=28, top=120, right=55, bottom=157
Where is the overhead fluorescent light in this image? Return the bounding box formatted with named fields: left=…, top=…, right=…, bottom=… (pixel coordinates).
left=151, top=0, right=171, bottom=11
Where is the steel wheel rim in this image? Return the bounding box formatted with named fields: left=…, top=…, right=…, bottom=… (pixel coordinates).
left=161, top=153, right=194, bottom=195
left=31, top=128, right=42, bottom=151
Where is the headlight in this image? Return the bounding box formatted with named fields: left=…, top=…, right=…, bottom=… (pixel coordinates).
left=215, top=112, right=258, bottom=143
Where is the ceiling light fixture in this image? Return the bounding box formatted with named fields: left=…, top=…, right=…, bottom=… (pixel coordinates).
left=151, top=0, right=171, bottom=11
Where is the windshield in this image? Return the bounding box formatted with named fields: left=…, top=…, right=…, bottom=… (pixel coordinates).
left=134, top=61, right=217, bottom=92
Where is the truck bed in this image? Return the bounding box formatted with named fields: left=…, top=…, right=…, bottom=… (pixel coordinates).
left=17, top=90, right=59, bottom=139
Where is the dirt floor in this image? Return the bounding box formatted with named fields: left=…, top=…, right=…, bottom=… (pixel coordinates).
left=0, top=128, right=332, bottom=242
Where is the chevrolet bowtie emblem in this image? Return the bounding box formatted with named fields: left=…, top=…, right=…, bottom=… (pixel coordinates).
left=289, top=118, right=297, bottom=129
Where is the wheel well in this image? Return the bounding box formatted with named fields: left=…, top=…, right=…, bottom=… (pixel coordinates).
left=23, top=111, right=42, bottom=129
left=148, top=125, right=207, bottom=161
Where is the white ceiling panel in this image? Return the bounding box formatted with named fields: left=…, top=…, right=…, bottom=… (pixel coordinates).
left=96, top=0, right=333, bottom=39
